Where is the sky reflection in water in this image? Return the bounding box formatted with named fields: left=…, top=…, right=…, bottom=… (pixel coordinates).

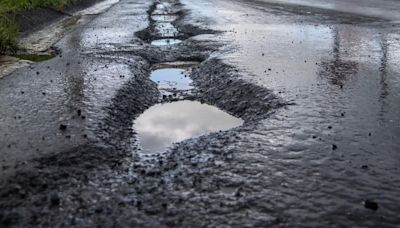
left=134, top=101, right=243, bottom=154
left=150, top=68, right=192, bottom=90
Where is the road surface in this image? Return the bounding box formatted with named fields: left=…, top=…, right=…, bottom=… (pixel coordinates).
left=0, top=0, right=399, bottom=227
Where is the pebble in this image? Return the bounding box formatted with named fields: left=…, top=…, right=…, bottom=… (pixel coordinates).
left=59, top=124, right=67, bottom=131
left=364, top=200, right=379, bottom=210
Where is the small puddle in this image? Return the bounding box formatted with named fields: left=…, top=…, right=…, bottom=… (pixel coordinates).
left=151, top=39, right=182, bottom=46
left=149, top=62, right=198, bottom=95
left=134, top=100, right=243, bottom=154
left=150, top=68, right=192, bottom=90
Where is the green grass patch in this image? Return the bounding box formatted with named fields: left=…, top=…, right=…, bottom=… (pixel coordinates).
left=14, top=53, right=55, bottom=62
left=0, top=0, right=76, bottom=54
left=0, top=16, right=19, bottom=53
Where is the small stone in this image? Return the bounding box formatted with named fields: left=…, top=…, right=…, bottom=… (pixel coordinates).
left=361, top=165, right=369, bottom=169
left=59, top=124, right=67, bottom=131
left=364, top=200, right=379, bottom=210
left=328, top=126, right=332, bottom=129
left=36, top=72, right=40, bottom=75
left=50, top=193, right=60, bottom=206
left=77, top=109, right=82, bottom=116
left=332, top=144, right=337, bottom=150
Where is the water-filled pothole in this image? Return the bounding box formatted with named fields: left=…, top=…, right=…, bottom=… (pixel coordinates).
left=134, top=100, right=243, bottom=154
left=151, top=39, right=182, bottom=46
left=151, top=14, right=178, bottom=22
left=150, top=62, right=197, bottom=93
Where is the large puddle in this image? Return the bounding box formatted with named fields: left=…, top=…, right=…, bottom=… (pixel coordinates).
left=133, top=101, right=243, bottom=154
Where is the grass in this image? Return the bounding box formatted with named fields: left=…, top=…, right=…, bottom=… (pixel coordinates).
left=0, top=0, right=75, bottom=54
left=14, top=53, right=55, bottom=62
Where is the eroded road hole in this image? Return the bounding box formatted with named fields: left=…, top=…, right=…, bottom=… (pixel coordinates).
left=148, top=2, right=183, bottom=46
left=151, top=14, right=179, bottom=22
left=133, top=100, right=243, bottom=154
left=150, top=62, right=198, bottom=98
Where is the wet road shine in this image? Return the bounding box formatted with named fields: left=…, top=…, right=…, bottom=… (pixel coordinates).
left=0, top=0, right=399, bottom=227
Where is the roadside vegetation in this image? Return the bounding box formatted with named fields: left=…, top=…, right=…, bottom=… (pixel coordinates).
left=0, top=0, right=73, bottom=54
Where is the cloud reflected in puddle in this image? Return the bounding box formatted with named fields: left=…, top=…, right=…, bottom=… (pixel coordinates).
left=134, top=101, right=243, bottom=154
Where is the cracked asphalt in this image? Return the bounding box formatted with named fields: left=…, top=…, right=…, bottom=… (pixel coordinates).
left=0, top=0, right=399, bottom=227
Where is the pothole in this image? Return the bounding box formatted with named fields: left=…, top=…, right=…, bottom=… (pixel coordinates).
left=153, top=2, right=174, bottom=15
left=151, top=14, right=178, bottom=22
left=150, top=62, right=198, bottom=98
left=133, top=100, right=243, bottom=154
left=154, top=22, right=179, bottom=37
left=146, top=2, right=183, bottom=46
left=150, top=39, right=182, bottom=46
left=151, top=67, right=192, bottom=90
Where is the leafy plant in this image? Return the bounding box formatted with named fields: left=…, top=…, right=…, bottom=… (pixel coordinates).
left=0, top=0, right=75, bottom=54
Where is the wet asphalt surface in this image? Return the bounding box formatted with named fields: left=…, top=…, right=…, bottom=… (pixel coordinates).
left=1, top=0, right=400, bottom=227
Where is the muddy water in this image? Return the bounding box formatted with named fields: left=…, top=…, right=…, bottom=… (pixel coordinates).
left=134, top=100, right=243, bottom=154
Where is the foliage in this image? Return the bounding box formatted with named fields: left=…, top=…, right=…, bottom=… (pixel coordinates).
left=0, top=0, right=75, bottom=54
left=0, top=16, right=18, bottom=53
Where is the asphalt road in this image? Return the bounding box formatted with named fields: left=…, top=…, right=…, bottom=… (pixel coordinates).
left=0, top=0, right=399, bottom=227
